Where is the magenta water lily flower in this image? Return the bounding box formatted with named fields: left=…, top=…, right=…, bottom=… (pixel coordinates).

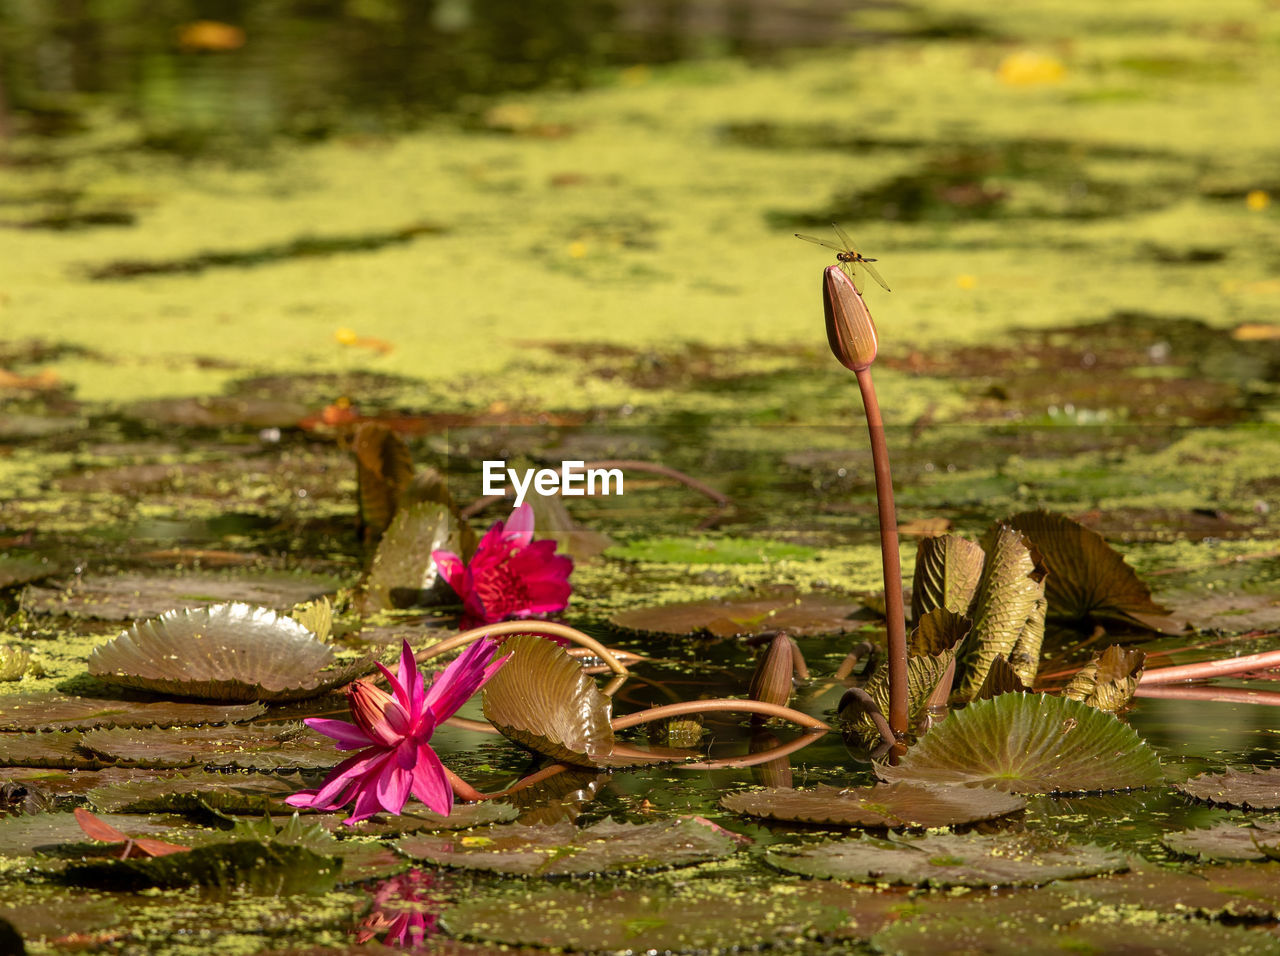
left=286, top=638, right=505, bottom=824
left=432, top=502, right=573, bottom=630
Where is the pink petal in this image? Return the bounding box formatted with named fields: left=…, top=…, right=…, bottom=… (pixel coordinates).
left=397, top=639, right=425, bottom=715
left=311, top=748, right=390, bottom=807
left=375, top=759, right=413, bottom=815
left=422, top=638, right=502, bottom=720
left=303, top=717, right=374, bottom=751
left=409, top=743, right=452, bottom=815
left=431, top=550, right=468, bottom=596
left=502, top=503, right=535, bottom=547
left=346, top=780, right=386, bottom=824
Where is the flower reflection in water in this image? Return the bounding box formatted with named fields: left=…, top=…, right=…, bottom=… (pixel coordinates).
left=355, top=868, right=441, bottom=948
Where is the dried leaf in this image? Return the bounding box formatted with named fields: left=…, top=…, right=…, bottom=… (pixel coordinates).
left=353, top=422, right=416, bottom=542
left=1062, top=645, right=1145, bottom=712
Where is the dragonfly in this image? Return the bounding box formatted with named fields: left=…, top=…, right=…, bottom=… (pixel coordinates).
left=795, top=223, right=891, bottom=293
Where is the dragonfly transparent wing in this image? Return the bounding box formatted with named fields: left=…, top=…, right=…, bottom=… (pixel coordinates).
left=795, top=232, right=846, bottom=252
left=831, top=222, right=860, bottom=255
left=832, top=223, right=891, bottom=292
left=857, top=258, right=891, bottom=293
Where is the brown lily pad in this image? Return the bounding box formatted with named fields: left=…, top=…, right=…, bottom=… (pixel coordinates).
left=877, top=693, right=1164, bottom=794
left=24, top=571, right=340, bottom=621
left=0, top=810, right=179, bottom=857
left=1062, top=645, right=1145, bottom=712
left=1174, top=767, right=1280, bottom=809
left=911, top=534, right=985, bottom=621
left=767, top=830, right=1128, bottom=887
left=307, top=801, right=518, bottom=835
left=0, top=693, right=265, bottom=732
left=0, top=732, right=107, bottom=770
left=77, top=725, right=341, bottom=771
left=1006, top=510, right=1173, bottom=629
left=87, top=771, right=305, bottom=814
left=1060, top=862, right=1280, bottom=919
left=0, top=767, right=188, bottom=799
left=396, top=817, right=738, bottom=877
left=88, top=602, right=371, bottom=702
left=720, top=782, right=1024, bottom=828
left=1162, top=819, right=1280, bottom=862
left=611, top=587, right=865, bottom=639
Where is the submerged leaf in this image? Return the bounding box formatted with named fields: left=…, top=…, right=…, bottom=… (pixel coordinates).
left=720, top=782, right=1024, bottom=828
left=88, top=602, right=370, bottom=702
left=1062, top=645, right=1145, bottom=712
left=1006, top=510, right=1172, bottom=627
left=1174, top=767, right=1280, bottom=809
left=397, top=817, right=738, bottom=876
left=611, top=587, right=863, bottom=639
left=767, top=830, right=1127, bottom=887
left=878, top=693, right=1163, bottom=794
left=911, top=534, right=985, bottom=621
left=954, top=526, right=1047, bottom=701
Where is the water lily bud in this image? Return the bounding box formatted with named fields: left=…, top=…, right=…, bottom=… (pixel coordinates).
left=823, top=265, right=878, bottom=371
left=748, top=633, right=795, bottom=707
left=347, top=679, right=408, bottom=747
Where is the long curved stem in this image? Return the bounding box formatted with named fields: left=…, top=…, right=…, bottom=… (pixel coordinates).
left=1137, top=647, right=1280, bottom=685
left=673, top=730, right=827, bottom=770
left=610, top=698, right=830, bottom=732
left=855, top=366, right=907, bottom=741
left=444, top=762, right=573, bottom=802
left=415, top=620, right=630, bottom=675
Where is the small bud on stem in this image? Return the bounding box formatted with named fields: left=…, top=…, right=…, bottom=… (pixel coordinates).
left=823, top=265, right=879, bottom=371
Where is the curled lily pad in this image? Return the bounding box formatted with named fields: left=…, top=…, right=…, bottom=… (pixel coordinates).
left=767, top=831, right=1128, bottom=887
left=1162, top=819, right=1280, bottom=862
left=87, top=771, right=303, bottom=814
left=77, top=725, right=341, bottom=771
left=441, top=881, right=849, bottom=952
left=0, top=693, right=264, bottom=732
left=721, top=782, right=1024, bottom=828
left=911, top=534, right=985, bottom=620
left=23, top=571, right=340, bottom=621
left=1007, top=510, right=1172, bottom=629
left=611, top=586, right=864, bottom=639
left=1062, top=645, right=1145, bottom=712
left=361, top=501, right=458, bottom=612
left=397, top=817, right=738, bottom=877
left=88, top=602, right=371, bottom=702
left=877, top=693, right=1163, bottom=795
left=1174, top=767, right=1280, bottom=809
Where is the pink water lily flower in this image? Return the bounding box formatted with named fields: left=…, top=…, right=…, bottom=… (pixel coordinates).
left=432, top=502, right=573, bottom=630
left=286, top=638, right=505, bottom=824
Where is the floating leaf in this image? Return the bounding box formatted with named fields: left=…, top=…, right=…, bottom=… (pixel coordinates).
left=63, top=841, right=341, bottom=895
left=397, top=817, right=738, bottom=876
left=721, top=782, right=1024, bottom=828
left=23, top=571, right=339, bottom=621
left=877, top=693, right=1163, bottom=794
left=361, top=502, right=456, bottom=612
left=0, top=693, right=264, bottom=732
left=441, top=881, right=849, bottom=952
left=1174, top=767, right=1280, bottom=809
left=87, top=771, right=302, bottom=814
left=309, top=801, right=518, bottom=836
left=72, top=807, right=190, bottom=858
left=0, top=555, right=58, bottom=591
left=0, top=810, right=177, bottom=856
left=767, top=831, right=1127, bottom=887
left=78, top=725, right=341, bottom=771
left=911, top=534, right=985, bottom=620
left=482, top=634, right=615, bottom=767
left=1060, top=862, right=1280, bottom=920
left=0, top=732, right=104, bottom=770
left=1162, top=819, right=1280, bottom=861
left=1006, top=510, right=1172, bottom=627
left=89, top=603, right=370, bottom=702
left=1062, top=645, right=1145, bottom=712
left=611, top=587, right=864, bottom=639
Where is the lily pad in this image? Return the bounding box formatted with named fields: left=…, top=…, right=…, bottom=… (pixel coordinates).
left=87, top=771, right=303, bottom=814
left=0, top=694, right=265, bottom=732
left=441, top=881, right=849, bottom=952
left=870, top=909, right=1279, bottom=955
left=1062, top=645, right=1145, bottom=712
left=1162, top=819, right=1280, bottom=862
left=911, top=534, right=985, bottom=620
left=0, top=810, right=177, bottom=856
left=64, top=841, right=342, bottom=895
left=88, top=602, right=371, bottom=702
left=77, top=725, right=341, bottom=771
left=396, top=817, right=738, bottom=877
left=0, top=732, right=105, bottom=770
left=309, top=801, right=518, bottom=835
left=1060, top=862, right=1280, bottom=919
left=767, top=830, right=1128, bottom=887
left=481, top=634, right=690, bottom=769
left=1174, top=767, right=1280, bottom=809
left=0, top=555, right=58, bottom=591
left=877, top=693, right=1164, bottom=794
left=611, top=586, right=864, bottom=638
left=361, top=502, right=461, bottom=612
left=1006, top=510, right=1173, bottom=628
left=23, top=571, right=340, bottom=620
left=606, top=536, right=816, bottom=564
left=721, top=782, right=1024, bottom=828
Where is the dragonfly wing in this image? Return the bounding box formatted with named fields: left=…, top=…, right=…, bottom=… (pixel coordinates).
left=860, top=259, right=891, bottom=292
left=795, top=233, right=845, bottom=252
left=831, top=223, right=860, bottom=254
left=840, top=260, right=864, bottom=292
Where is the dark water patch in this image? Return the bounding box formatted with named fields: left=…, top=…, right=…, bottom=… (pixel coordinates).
left=83, top=222, right=444, bottom=280
left=1, top=208, right=136, bottom=231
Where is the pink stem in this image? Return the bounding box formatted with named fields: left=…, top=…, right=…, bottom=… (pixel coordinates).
left=1138, top=648, right=1280, bottom=685
left=610, top=698, right=830, bottom=732
left=414, top=620, right=629, bottom=675
left=1135, top=684, right=1280, bottom=706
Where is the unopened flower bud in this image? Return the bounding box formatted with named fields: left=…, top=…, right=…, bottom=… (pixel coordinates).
left=823, top=265, right=878, bottom=371
left=348, top=679, right=408, bottom=746
left=748, top=633, right=795, bottom=707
